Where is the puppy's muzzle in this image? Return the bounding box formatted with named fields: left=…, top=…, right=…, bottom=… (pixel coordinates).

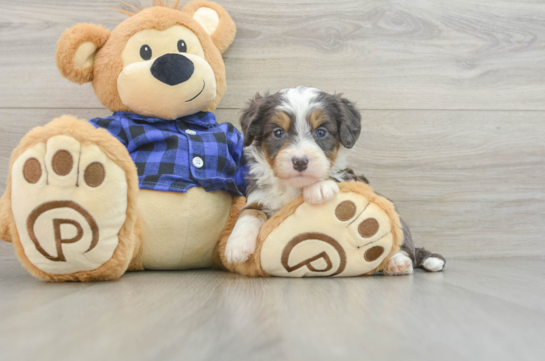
left=292, top=157, right=308, bottom=172
left=150, top=53, right=194, bottom=86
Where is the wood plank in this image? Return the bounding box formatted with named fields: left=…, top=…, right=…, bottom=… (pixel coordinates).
left=442, top=257, right=545, bottom=313
left=0, top=108, right=543, bottom=258
left=0, top=242, right=14, bottom=260
left=355, top=109, right=545, bottom=258
left=0, top=257, right=544, bottom=361
left=2, top=0, right=545, bottom=110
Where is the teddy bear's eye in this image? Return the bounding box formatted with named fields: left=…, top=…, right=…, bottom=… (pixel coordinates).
left=140, top=45, right=152, bottom=61
left=177, top=40, right=187, bottom=53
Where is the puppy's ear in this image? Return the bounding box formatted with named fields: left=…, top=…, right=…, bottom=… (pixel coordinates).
left=56, top=24, right=110, bottom=84
left=183, top=1, right=236, bottom=54
left=336, top=96, right=361, bottom=149
left=240, top=93, right=267, bottom=147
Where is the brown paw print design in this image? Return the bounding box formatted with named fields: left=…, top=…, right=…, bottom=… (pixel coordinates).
left=11, top=135, right=128, bottom=275
left=260, top=190, right=396, bottom=277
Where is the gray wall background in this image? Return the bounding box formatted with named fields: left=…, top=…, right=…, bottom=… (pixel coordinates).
left=1, top=0, right=544, bottom=259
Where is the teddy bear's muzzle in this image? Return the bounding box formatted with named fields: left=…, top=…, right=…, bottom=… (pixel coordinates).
left=150, top=53, right=195, bottom=86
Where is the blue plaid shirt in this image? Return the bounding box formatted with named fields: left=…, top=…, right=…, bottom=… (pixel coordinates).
left=89, top=111, right=247, bottom=196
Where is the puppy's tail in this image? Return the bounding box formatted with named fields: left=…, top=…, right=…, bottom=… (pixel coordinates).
left=400, top=218, right=446, bottom=272
left=414, top=247, right=446, bottom=272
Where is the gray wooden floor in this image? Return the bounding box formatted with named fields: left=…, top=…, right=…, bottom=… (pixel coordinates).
left=0, top=256, right=543, bottom=361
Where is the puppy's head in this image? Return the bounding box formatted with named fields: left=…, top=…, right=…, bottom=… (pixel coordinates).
left=241, top=87, right=361, bottom=187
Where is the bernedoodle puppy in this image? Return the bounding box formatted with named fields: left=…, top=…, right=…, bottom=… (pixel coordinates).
left=224, top=87, right=446, bottom=274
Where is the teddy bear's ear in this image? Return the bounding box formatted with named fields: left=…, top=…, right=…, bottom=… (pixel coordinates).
left=183, top=1, right=236, bottom=54
left=56, top=24, right=110, bottom=84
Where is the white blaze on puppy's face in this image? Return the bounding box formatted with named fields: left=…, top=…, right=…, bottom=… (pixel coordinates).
left=273, top=139, right=330, bottom=187
left=272, top=87, right=333, bottom=187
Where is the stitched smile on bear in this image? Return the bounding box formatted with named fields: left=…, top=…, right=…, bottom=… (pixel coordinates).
left=118, top=25, right=217, bottom=119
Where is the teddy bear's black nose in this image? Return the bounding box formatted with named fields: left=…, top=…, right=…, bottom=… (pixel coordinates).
left=150, top=53, right=194, bottom=86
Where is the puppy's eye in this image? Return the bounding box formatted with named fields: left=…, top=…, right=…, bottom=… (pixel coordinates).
left=177, top=40, right=187, bottom=53
left=315, top=128, right=328, bottom=138
left=273, top=129, right=285, bottom=139
left=140, top=45, right=152, bottom=60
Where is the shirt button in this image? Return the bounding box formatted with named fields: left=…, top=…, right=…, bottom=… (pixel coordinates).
left=193, top=157, right=204, bottom=168
left=185, top=129, right=196, bottom=135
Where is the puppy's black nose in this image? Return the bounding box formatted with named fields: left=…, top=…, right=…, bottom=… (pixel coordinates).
left=292, top=157, right=308, bottom=172
left=150, top=53, right=194, bottom=86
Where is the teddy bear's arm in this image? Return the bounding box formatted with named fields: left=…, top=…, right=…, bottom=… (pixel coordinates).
left=0, top=189, right=12, bottom=242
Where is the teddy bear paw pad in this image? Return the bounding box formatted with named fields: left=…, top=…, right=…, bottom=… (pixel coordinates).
left=260, top=191, right=395, bottom=277
left=11, top=135, right=128, bottom=275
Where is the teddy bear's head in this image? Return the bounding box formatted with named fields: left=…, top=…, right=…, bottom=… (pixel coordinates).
left=56, top=0, right=235, bottom=120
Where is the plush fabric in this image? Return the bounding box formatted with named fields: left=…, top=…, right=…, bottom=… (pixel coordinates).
left=259, top=193, right=396, bottom=277
left=91, top=5, right=231, bottom=115
left=3, top=116, right=141, bottom=282
left=182, top=0, right=236, bottom=54
left=0, top=1, right=245, bottom=282
left=0, top=191, right=11, bottom=243
left=89, top=111, right=248, bottom=195
left=192, top=8, right=219, bottom=36
left=56, top=24, right=110, bottom=84
left=2, top=115, right=238, bottom=279
left=11, top=135, right=128, bottom=275
left=138, top=187, right=231, bottom=270
left=54, top=2, right=236, bottom=116
left=0, top=1, right=416, bottom=282
left=116, top=25, right=218, bottom=119
left=217, top=182, right=403, bottom=277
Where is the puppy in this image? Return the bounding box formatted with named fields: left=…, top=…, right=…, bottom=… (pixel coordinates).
left=224, top=86, right=446, bottom=274
left=224, top=86, right=368, bottom=264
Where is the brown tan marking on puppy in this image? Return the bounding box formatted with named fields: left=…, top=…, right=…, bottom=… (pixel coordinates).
left=272, top=111, right=291, bottom=132
left=308, top=108, right=326, bottom=130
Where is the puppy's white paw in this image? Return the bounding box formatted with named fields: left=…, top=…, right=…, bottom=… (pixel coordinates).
left=384, top=252, right=413, bottom=276
left=225, top=230, right=257, bottom=264
left=423, top=257, right=445, bottom=272
left=304, top=180, right=339, bottom=204
left=224, top=215, right=264, bottom=264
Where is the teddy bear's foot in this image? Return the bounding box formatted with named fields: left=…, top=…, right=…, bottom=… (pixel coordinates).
left=8, top=118, right=139, bottom=281
left=258, top=183, right=402, bottom=277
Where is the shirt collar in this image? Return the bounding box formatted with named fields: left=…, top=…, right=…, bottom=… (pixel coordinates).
left=113, top=111, right=218, bottom=129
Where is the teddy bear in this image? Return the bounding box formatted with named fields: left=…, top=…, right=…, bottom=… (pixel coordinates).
left=0, top=0, right=443, bottom=282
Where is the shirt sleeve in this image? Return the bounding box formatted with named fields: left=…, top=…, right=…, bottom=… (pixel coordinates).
left=88, top=116, right=129, bottom=148
left=225, top=124, right=249, bottom=196
left=235, top=154, right=249, bottom=196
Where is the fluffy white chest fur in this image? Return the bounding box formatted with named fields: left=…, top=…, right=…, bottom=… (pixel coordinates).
left=244, top=144, right=349, bottom=216
left=245, top=145, right=303, bottom=216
